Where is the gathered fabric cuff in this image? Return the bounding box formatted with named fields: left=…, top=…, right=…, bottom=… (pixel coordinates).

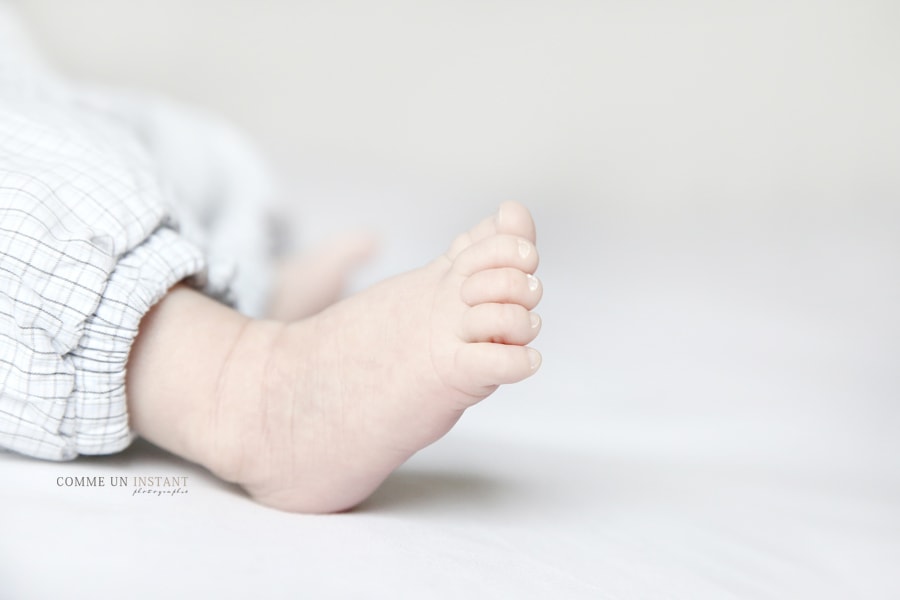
left=61, top=226, right=207, bottom=457
left=0, top=226, right=207, bottom=461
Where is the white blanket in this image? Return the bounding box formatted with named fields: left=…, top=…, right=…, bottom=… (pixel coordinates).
left=2, top=205, right=897, bottom=598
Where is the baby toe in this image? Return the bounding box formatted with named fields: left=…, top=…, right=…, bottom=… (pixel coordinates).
left=455, top=343, right=542, bottom=389
left=460, top=268, right=542, bottom=309
left=452, top=234, right=539, bottom=277
left=461, top=303, right=541, bottom=345
left=445, top=201, right=535, bottom=260
left=496, top=201, right=536, bottom=243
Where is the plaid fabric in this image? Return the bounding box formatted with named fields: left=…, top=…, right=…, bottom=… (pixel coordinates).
left=0, top=97, right=210, bottom=459
left=0, top=5, right=255, bottom=460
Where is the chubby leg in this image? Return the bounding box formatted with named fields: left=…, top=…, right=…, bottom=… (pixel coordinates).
left=126, top=202, right=543, bottom=513
left=267, top=232, right=377, bottom=321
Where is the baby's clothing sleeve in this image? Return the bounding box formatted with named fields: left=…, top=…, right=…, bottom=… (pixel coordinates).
left=0, top=4, right=277, bottom=461
left=0, top=100, right=212, bottom=461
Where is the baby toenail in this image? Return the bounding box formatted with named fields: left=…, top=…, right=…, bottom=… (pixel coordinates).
left=527, top=274, right=539, bottom=291
left=518, top=240, right=531, bottom=259
left=530, top=313, right=541, bottom=328
left=528, top=348, right=541, bottom=370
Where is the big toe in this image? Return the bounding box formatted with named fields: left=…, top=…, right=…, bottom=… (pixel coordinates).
left=496, top=201, right=536, bottom=243
left=446, top=202, right=536, bottom=259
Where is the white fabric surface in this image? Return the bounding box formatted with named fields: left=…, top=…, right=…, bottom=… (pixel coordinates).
left=2, top=201, right=898, bottom=597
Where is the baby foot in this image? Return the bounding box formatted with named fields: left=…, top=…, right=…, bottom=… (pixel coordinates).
left=267, top=232, right=377, bottom=321
left=209, top=202, right=543, bottom=512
